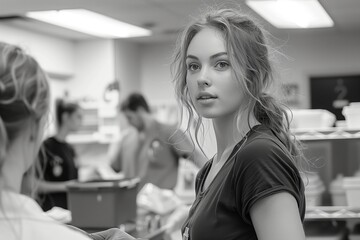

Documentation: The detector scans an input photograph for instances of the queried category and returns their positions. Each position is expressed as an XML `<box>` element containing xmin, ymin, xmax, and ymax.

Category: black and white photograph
<box><xmin>1</xmin><ymin>1</ymin><xmax>360</xmax><ymax>240</ymax></box>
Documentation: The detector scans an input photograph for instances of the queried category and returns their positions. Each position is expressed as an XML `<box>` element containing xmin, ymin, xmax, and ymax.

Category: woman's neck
<box><xmin>0</xmin><ymin>141</ymin><xmax>26</xmax><ymax>193</ymax></box>
<box><xmin>212</xmin><ymin>111</ymin><xmax>259</xmax><ymax>163</ymax></box>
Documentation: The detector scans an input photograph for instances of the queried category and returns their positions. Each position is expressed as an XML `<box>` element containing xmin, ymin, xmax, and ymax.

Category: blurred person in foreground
<box><xmin>0</xmin><ymin>41</ymin><xmax>135</xmax><ymax>240</ymax></box>
<box><xmin>36</xmin><ymin>99</ymin><xmax>82</xmax><ymax>211</ymax></box>
<box><xmin>109</xmin><ymin>92</ymin><xmax>207</xmax><ymax>190</ymax></box>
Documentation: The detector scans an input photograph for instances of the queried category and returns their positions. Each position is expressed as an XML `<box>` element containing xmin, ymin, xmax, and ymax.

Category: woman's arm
<box><xmin>121</xmin><ymin>129</ymin><xmax>152</xmax><ymax>179</ymax></box>
<box><xmin>108</xmin><ymin>139</ymin><xmax>123</xmax><ymax>172</ymax></box>
<box><xmin>250</xmin><ymin>192</ymin><xmax>305</xmax><ymax>240</ymax></box>
<box><xmin>36</xmin><ymin>179</ymin><xmax>75</xmax><ymax>193</ymax></box>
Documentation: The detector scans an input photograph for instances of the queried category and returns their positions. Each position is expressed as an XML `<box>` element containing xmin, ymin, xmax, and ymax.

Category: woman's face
<box><xmin>185</xmin><ymin>27</ymin><xmax>245</xmax><ymax>119</ymax></box>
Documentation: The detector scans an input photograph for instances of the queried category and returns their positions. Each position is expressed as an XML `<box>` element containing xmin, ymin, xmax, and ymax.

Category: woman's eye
<box><xmin>215</xmin><ymin>61</ymin><xmax>230</xmax><ymax>70</ymax></box>
<box><xmin>187</xmin><ymin>63</ymin><xmax>200</xmax><ymax>72</ymax></box>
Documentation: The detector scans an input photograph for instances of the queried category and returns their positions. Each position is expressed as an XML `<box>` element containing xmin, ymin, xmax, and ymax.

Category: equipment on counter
<box><xmin>67</xmin><ymin>178</ymin><xmax>139</xmax><ymax>229</ymax></box>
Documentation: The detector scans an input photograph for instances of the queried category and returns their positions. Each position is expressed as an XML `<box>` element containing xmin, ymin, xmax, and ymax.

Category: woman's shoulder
<box><xmin>19</xmin><ymin>222</ymin><xmax>91</xmax><ymax>240</ymax></box>
<box><xmin>244</xmin><ymin>126</ymin><xmax>289</xmax><ymax>154</ymax></box>
<box><xmin>233</xmin><ymin>129</ymin><xmax>294</xmax><ymax>169</ymax></box>
<box><xmin>0</xmin><ymin>191</ymin><xmax>90</xmax><ymax>240</ymax></box>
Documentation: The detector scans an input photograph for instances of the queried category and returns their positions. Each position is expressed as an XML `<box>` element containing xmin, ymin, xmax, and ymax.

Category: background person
<box><xmin>109</xmin><ymin>92</ymin><xmax>207</xmax><ymax>190</ymax></box>
<box><xmin>36</xmin><ymin>99</ymin><xmax>82</xmax><ymax>211</ymax></box>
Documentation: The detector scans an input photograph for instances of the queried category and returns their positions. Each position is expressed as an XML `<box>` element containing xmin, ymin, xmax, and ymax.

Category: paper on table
<box><xmin>46</xmin><ymin>206</ymin><xmax>72</xmax><ymax>224</ymax></box>
<box><xmin>95</xmin><ymin>165</ymin><xmax>125</xmax><ymax>180</ymax></box>
<box><xmin>78</xmin><ymin>165</ymin><xmax>124</xmax><ymax>182</ymax></box>
<box><xmin>137</xmin><ymin>183</ymin><xmax>183</xmax><ymax>215</ymax></box>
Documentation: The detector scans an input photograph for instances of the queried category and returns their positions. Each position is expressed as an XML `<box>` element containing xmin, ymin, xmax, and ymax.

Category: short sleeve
<box><xmin>233</xmin><ymin>139</ymin><xmax>303</xmax><ymax>224</ymax></box>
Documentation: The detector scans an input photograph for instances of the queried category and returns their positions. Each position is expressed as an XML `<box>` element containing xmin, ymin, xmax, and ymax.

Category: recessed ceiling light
<box><xmin>26</xmin><ymin>9</ymin><xmax>151</xmax><ymax>38</ymax></box>
<box><xmin>246</xmin><ymin>0</ymin><xmax>334</xmax><ymax>29</ymax></box>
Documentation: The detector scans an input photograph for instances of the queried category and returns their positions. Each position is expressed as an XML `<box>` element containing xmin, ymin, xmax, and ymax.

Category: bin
<box><xmin>349</xmin><ymin>223</ymin><xmax>360</xmax><ymax>240</ymax></box>
<box><xmin>343</xmin><ymin>105</ymin><xmax>360</xmax><ymax>128</ymax></box>
<box><xmin>305</xmin><ymin>221</ymin><xmax>347</xmax><ymax>240</ymax></box>
<box><xmin>302</xmin><ymin>173</ymin><xmax>325</xmax><ymax>207</ymax></box>
<box><xmin>329</xmin><ymin>175</ymin><xmax>347</xmax><ymax>206</ymax></box>
<box><xmin>67</xmin><ymin>178</ymin><xmax>139</xmax><ymax>229</ymax></box>
<box><xmin>343</xmin><ymin>177</ymin><xmax>360</xmax><ymax>207</ymax></box>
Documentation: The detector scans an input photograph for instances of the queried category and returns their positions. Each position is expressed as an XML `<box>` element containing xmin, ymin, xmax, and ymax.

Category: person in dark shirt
<box><xmin>37</xmin><ymin>99</ymin><xmax>82</xmax><ymax>211</ymax></box>
<box><xmin>170</xmin><ymin>7</ymin><xmax>306</xmax><ymax>240</ymax></box>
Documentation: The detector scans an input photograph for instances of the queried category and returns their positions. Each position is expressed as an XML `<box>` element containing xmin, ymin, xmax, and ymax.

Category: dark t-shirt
<box><xmin>37</xmin><ymin>137</ymin><xmax>78</xmax><ymax>211</ymax></box>
<box><xmin>181</xmin><ymin>125</ymin><xmax>305</xmax><ymax>240</ymax></box>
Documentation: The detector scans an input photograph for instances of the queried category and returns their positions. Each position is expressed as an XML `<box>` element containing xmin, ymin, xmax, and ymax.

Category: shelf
<box><xmin>293</xmin><ymin>128</ymin><xmax>360</xmax><ymax>141</ymax></box>
<box><xmin>306</xmin><ymin>206</ymin><xmax>360</xmax><ymax>220</ymax></box>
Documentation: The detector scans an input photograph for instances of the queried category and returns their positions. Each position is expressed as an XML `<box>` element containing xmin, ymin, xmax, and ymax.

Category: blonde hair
<box><xmin>172</xmin><ymin>8</ymin><xmax>305</xmax><ymax>168</ymax></box>
<box><xmin>0</xmin><ymin>42</ymin><xmax>50</xmax><ymax>169</ymax></box>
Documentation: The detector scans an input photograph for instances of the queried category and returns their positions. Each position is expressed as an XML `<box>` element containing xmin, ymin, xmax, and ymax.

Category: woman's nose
<box><xmin>197</xmin><ymin>66</ymin><xmax>211</xmax><ymax>87</ymax></box>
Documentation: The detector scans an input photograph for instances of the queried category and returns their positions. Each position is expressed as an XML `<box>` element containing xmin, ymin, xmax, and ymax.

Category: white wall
<box><xmin>0</xmin><ymin>23</ymin><xmax>75</xmax><ymax>76</ymax></box>
<box><xmin>279</xmin><ymin>31</ymin><xmax>360</xmax><ymax>108</ymax></box>
<box><xmin>71</xmin><ymin>39</ymin><xmax>116</xmax><ymax>101</ymax></box>
<box><xmin>0</xmin><ymin>24</ymin><xmax>119</xmax><ymax>136</ymax></box>
<box><xmin>114</xmin><ymin>39</ymin><xmax>141</xmax><ymax>101</ymax></box>
<box><xmin>139</xmin><ymin>32</ymin><xmax>360</xmax><ymax>109</ymax></box>
<box><xmin>139</xmin><ymin>42</ymin><xmax>177</xmax><ymax>105</ymax></box>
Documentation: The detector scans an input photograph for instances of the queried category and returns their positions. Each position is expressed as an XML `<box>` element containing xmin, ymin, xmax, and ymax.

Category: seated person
<box><xmin>36</xmin><ymin>99</ymin><xmax>82</xmax><ymax>211</ymax></box>
<box><xmin>109</xmin><ymin>93</ymin><xmax>207</xmax><ymax>190</ymax></box>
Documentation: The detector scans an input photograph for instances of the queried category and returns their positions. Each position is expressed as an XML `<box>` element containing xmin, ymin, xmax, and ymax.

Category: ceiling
<box><xmin>0</xmin><ymin>0</ymin><xmax>359</xmax><ymax>42</ymax></box>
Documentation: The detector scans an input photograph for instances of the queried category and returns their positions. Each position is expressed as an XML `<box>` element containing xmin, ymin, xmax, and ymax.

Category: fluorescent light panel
<box><xmin>246</xmin><ymin>0</ymin><xmax>334</xmax><ymax>28</ymax></box>
<box><xmin>26</xmin><ymin>9</ymin><xmax>151</xmax><ymax>38</ymax></box>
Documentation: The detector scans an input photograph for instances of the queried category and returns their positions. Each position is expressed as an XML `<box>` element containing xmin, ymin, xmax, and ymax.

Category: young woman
<box><xmin>171</xmin><ymin>8</ymin><xmax>306</xmax><ymax>240</ymax></box>
<box><xmin>0</xmin><ymin>42</ymin><xmax>134</xmax><ymax>240</ymax></box>
<box><xmin>36</xmin><ymin>99</ymin><xmax>82</xmax><ymax>211</ymax></box>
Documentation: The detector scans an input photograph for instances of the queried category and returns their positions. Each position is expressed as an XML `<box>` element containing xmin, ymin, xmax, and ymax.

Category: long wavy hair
<box><xmin>171</xmin><ymin>8</ymin><xmax>305</xmax><ymax>168</ymax></box>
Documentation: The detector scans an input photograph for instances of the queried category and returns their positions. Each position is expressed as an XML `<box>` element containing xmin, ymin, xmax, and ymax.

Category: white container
<box><xmin>329</xmin><ymin>175</ymin><xmax>347</xmax><ymax>206</ymax></box>
<box><xmin>288</xmin><ymin>109</ymin><xmax>336</xmax><ymax>130</ymax></box>
<box><xmin>343</xmin><ymin>177</ymin><xmax>360</xmax><ymax>207</ymax></box>
<box><xmin>302</xmin><ymin>173</ymin><xmax>325</xmax><ymax>207</ymax></box>
<box><xmin>305</xmin><ymin>185</ymin><xmax>325</xmax><ymax>207</ymax></box>
<box><xmin>349</xmin><ymin>102</ymin><xmax>360</xmax><ymax>108</ymax></box>
<box><xmin>343</xmin><ymin>106</ymin><xmax>360</xmax><ymax>128</ymax></box>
